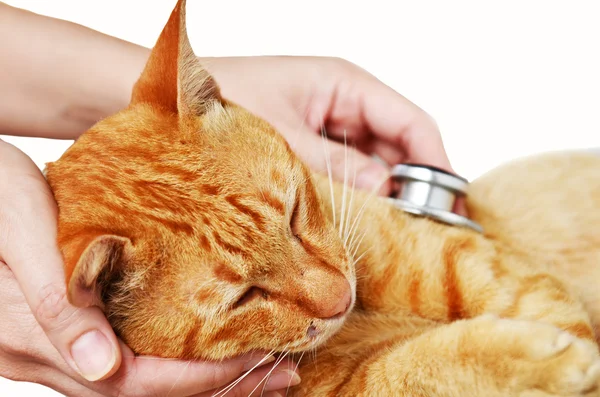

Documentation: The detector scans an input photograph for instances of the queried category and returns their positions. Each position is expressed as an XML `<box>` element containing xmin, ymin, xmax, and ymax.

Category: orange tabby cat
<box><xmin>44</xmin><ymin>1</ymin><xmax>600</xmax><ymax>395</ymax></box>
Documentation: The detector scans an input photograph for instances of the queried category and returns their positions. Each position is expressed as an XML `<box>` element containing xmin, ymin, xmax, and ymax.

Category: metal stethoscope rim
<box><xmin>388</xmin><ymin>163</ymin><xmax>484</xmax><ymax>234</ymax></box>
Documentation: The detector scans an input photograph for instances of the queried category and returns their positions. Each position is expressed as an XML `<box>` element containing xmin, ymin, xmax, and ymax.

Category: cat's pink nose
<box><xmin>296</xmin><ymin>267</ymin><xmax>353</xmax><ymax>319</ymax></box>
<box><xmin>318</xmin><ymin>279</ymin><xmax>352</xmax><ymax>319</ymax></box>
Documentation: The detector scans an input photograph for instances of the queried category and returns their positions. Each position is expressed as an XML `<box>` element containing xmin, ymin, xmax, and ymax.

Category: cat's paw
<box><xmin>473</xmin><ymin>315</ymin><xmax>600</xmax><ymax>395</ymax></box>
<box><xmin>536</xmin><ymin>332</ymin><xmax>600</xmax><ymax>396</ymax></box>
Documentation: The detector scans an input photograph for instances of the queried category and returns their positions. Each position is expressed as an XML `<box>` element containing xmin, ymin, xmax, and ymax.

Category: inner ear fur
<box><xmin>130</xmin><ymin>0</ymin><xmax>221</xmax><ymax>117</ymax></box>
<box><xmin>67</xmin><ymin>235</ymin><xmax>132</xmax><ymax>308</ymax></box>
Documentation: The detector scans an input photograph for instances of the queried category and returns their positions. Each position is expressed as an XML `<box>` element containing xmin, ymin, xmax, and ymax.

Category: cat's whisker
<box><xmin>288</xmin><ymin>104</ymin><xmax>310</xmax><ymax>154</ymax></box>
<box><xmin>345</xmin><ymin>197</ymin><xmax>375</xmax><ymax>252</ymax></box>
<box><xmin>211</xmin><ymin>375</ymin><xmax>247</xmax><ymax>397</ymax></box>
<box><xmin>210</xmin><ymin>372</ymin><xmax>246</xmax><ymax>397</ymax></box>
<box><xmin>350</xmin><ymin>223</ymin><xmax>368</xmax><ymax>252</ymax></box>
<box><xmin>258</xmin><ymin>351</ymin><xmax>291</xmax><ymax>397</ymax></box>
<box><xmin>166</xmin><ymin>360</ymin><xmax>191</xmax><ymax>397</ymax></box>
<box><xmin>345</xmin><ymin>174</ymin><xmax>392</xmax><ymax>255</ymax></box>
<box><xmin>131</xmin><ymin>357</ymin><xmax>195</xmax><ymax>387</ymax></box>
<box><xmin>346</xmin><ymin>209</ymin><xmax>368</xmax><ymax>258</ymax></box>
<box><xmin>350</xmin><ymin>230</ymin><xmax>368</xmax><ymax>262</ymax></box>
<box><xmin>311</xmin><ymin>345</ymin><xmax>319</xmax><ymax>374</ymax></box>
<box><xmin>286</xmin><ymin>90</ymin><xmax>318</xmax><ymax>164</ymax></box>
<box><xmin>352</xmin><ymin>246</ymin><xmax>371</xmax><ymax>268</ymax></box>
<box><xmin>284</xmin><ymin>351</ymin><xmax>305</xmax><ymax>397</ymax></box>
<box><xmin>268</xmin><ymin>133</ymin><xmax>276</xmax><ymax>171</ymax></box>
<box><xmin>343</xmin><ymin>143</ymin><xmax>358</xmax><ymax>246</ymax></box>
<box><xmin>320</xmin><ymin>123</ymin><xmax>336</xmax><ymax>227</ymax></box>
<box><xmin>250</xmin><ymin>344</ymin><xmax>292</xmax><ymax>397</ymax></box>
<box><xmin>210</xmin><ymin>350</ymin><xmax>276</xmax><ymax>397</ymax></box>
<box><xmin>338</xmin><ymin>130</ymin><xmax>349</xmax><ymax>240</ymax></box>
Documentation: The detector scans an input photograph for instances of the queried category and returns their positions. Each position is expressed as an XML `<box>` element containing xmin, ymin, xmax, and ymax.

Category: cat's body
<box><xmin>294</xmin><ymin>154</ymin><xmax>600</xmax><ymax>396</ymax></box>
<box><xmin>44</xmin><ymin>1</ymin><xmax>600</xmax><ymax>395</ymax></box>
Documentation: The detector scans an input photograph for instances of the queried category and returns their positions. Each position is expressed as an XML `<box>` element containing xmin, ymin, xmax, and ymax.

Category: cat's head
<box><xmin>44</xmin><ymin>0</ymin><xmax>355</xmax><ymax>360</ymax></box>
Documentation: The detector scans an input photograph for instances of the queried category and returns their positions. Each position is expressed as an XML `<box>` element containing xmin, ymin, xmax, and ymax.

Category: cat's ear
<box><xmin>130</xmin><ymin>0</ymin><xmax>221</xmax><ymax>116</ymax></box>
<box><xmin>65</xmin><ymin>234</ymin><xmax>132</xmax><ymax>308</ymax></box>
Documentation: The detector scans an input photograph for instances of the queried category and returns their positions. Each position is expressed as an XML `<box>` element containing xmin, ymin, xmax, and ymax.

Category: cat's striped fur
<box><xmin>45</xmin><ymin>1</ymin><xmax>600</xmax><ymax>395</ymax></box>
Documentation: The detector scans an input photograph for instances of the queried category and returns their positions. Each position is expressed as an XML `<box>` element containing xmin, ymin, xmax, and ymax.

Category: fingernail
<box><xmin>264</xmin><ymin>369</ymin><xmax>301</xmax><ymax>391</ymax></box>
<box><xmin>356</xmin><ymin>164</ymin><xmax>390</xmax><ymax>193</ymax></box>
<box><xmin>70</xmin><ymin>330</ymin><xmax>117</xmax><ymax>381</ymax></box>
<box><xmin>242</xmin><ymin>354</ymin><xmax>275</xmax><ymax>372</ymax></box>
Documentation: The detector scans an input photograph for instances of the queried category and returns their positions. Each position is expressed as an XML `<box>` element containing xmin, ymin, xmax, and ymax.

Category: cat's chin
<box><xmin>285</xmin><ymin>313</ymin><xmax>352</xmax><ymax>354</ymax></box>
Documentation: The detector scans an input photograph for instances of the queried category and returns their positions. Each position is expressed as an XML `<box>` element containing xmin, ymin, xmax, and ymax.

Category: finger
<box><xmin>8</xmin><ymin>308</ymin><xmax>278</xmax><ymax>397</ymax></box>
<box><xmin>363</xmin><ymin>139</ymin><xmax>406</xmax><ymax>166</ymax></box>
<box><xmin>285</xmin><ymin>126</ymin><xmax>393</xmax><ymax>196</ymax></box>
<box><xmin>357</xmin><ymin>77</ymin><xmax>455</xmax><ymax>173</ymax></box>
<box><xmin>0</xmin><ymin>143</ymin><xmax>122</xmax><ymax>383</ymax></box>
<box><xmin>193</xmin><ymin>357</ymin><xmax>300</xmax><ymax>397</ymax></box>
<box><xmin>106</xmin><ymin>344</ymin><xmax>289</xmax><ymax>397</ymax></box>
<box><xmin>39</xmin><ymin>366</ymin><xmax>106</xmax><ymax>397</ymax></box>
<box><xmin>399</xmin><ymin>120</ymin><xmax>454</xmax><ymax>172</ymax></box>
<box><xmin>453</xmin><ymin>196</ymin><xmax>469</xmax><ymax>217</ymax></box>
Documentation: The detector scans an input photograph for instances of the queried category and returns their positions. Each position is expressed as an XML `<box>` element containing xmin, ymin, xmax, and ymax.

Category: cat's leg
<box><xmin>467</xmin><ymin>151</ymin><xmax>600</xmax><ymax>343</ymax></box>
<box><xmin>335</xmin><ymin>315</ymin><xmax>600</xmax><ymax>397</ymax></box>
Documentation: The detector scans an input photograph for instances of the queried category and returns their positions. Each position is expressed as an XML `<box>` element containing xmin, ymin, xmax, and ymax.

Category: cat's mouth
<box><xmin>285</xmin><ymin>315</ymin><xmax>351</xmax><ymax>353</ymax></box>
<box><xmin>287</xmin><ymin>290</ymin><xmax>356</xmax><ymax>353</ymax></box>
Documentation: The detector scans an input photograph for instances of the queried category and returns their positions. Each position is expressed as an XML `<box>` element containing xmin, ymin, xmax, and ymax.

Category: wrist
<box><xmin>62</xmin><ymin>41</ymin><xmax>150</xmax><ymax>136</ymax></box>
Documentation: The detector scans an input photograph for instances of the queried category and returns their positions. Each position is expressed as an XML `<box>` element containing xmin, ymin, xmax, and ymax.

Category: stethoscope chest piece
<box><xmin>388</xmin><ymin>164</ymin><xmax>483</xmax><ymax>233</ymax></box>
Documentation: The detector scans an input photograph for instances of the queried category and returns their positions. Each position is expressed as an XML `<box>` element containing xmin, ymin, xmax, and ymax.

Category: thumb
<box><xmin>0</xmin><ymin>144</ymin><xmax>122</xmax><ymax>382</ymax></box>
<box><xmin>287</xmin><ymin>128</ymin><xmax>392</xmax><ymax>196</ymax></box>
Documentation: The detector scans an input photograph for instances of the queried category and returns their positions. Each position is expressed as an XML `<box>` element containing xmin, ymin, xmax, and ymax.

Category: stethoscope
<box><xmin>387</xmin><ymin>164</ymin><xmax>484</xmax><ymax>234</ymax></box>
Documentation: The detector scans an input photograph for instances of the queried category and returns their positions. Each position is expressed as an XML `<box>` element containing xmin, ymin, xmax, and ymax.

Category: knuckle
<box><xmin>2</xmin><ymin>364</ymin><xmax>52</xmax><ymax>386</ymax></box>
<box><xmin>325</xmin><ymin>55</ymin><xmax>346</xmax><ymax>65</ymax></box>
<box><xmin>237</xmin><ymin>384</ymin><xmax>258</xmax><ymax>397</ymax></box>
<box><xmin>404</xmin><ymin>111</ymin><xmax>441</xmax><ymax>141</ymax></box>
<box><xmin>326</xmin><ymin>56</ymin><xmax>352</xmax><ymax>68</ymax></box>
<box><xmin>224</xmin><ymin>385</ymin><xmax>245</xmax><ymax>397</ymax></box>
<box><xmin>328</xmin><ymin>148</ymin><xmax>365</xmax><ymax>176</ymax></box>
<box><xmin>0</xmin><ymin>260</ymin><xmax>13</xmax><ymax>279</ymax></box>
<box><xmin>213</xmin><ymin>383</ymin><xmax>244</xmax><ymax>397</ymax></box>
<box><xmin>317</xmin><ymin>56</ymin><xmax>357</xmax><ymax>78</ymax></box>
<box><xmin>0</xmin><ymin>334</ymin><xmax>24</xmax><ymax>359</ymax></box>
<box><xmin>327</xmin><ymin>56</ymin><xmax>365</xmax><ymax>76</ymax></box>
<box><xmin>0</xmin><ymin>362</ymin><xmax>27</xmax><ymax>382</ymax></box>
<box><xmin>207</xmin><ymin>364</ymin><xmax>231</xmax><ymax>390</ymax></box>
<box><xmin>0</xmin><ymin>321</ymin><xmax>41</xmax><ymax>361</ymax></box>
<box><xmin>421</xmin><ymin>111</ymin><xmax>441</xmax><ymax>133</ymax></box>
<box><xmin>329</xmin><ymin>148</ymin><xmax>347</xmax><ymax>167</ymax></box>
<box><xmin>0</xmin><ymin>348</ymin><xmax>48</xmax><ymax>384</ymax></box>
<box><xmin>35</xmin><ymin>283</ymin><xmax>77</xmax><ymax>331</ymax></box>
<box><xmin>109</xmin><ymin>366</ymin><xmax>136</xmax><ymax>397</ymax></box>
<box><xmin>135</xmin><ymin>384</ymin><xmax>161</xmax><ymax>397</ymax></box>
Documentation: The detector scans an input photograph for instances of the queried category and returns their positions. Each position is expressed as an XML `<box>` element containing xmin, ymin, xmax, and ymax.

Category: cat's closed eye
<box><xmin>233</xmin><ymin>286</ymin><xmax>269</xmax><ymax>309</ymax></box>
<box><xmin>290</xmin><ymin>199</ymin><xmax>303</xmax><ymax>243</ymax></box>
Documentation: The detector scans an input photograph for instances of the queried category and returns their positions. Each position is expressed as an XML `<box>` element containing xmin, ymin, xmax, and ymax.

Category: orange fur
<box><xmin>44</xmin><ymin>1</ymin><xmax>600</xmax><ymax>395</ymax></box>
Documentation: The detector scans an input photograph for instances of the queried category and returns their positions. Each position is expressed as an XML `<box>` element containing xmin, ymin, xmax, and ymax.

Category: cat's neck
<box><xmin>311</xmin><ymin>171</ymin><xmax>495</xmax><ymax>314</ymax></box>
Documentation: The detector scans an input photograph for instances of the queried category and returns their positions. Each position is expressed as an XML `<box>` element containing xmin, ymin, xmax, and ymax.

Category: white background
<box><xmin>1</xmin><ymin>1</ymin><xmax>599</xmax><ymax>395</ymax></box>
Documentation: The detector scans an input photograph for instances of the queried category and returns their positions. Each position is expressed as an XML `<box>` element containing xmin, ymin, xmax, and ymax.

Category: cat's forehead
<box><xmin>81</xmin><ymin>102</ymin><xmax>301</xmax><ymax>176</ymax></box>
<box><xmin>51</xmin><ymin>102</ymin><xmax>309</xmax><ymax>236</ymax></box>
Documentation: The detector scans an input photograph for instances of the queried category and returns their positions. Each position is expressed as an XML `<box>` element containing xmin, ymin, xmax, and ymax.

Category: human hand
<box><xmin>0</xmin><ymin>139</ymin><xmax>297</xmax><ymax>397</ymax></box>
<box><xmin>202</xmin><ymin>56</ymin><xmax>455</xmax><ymax>196</ymax></box>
